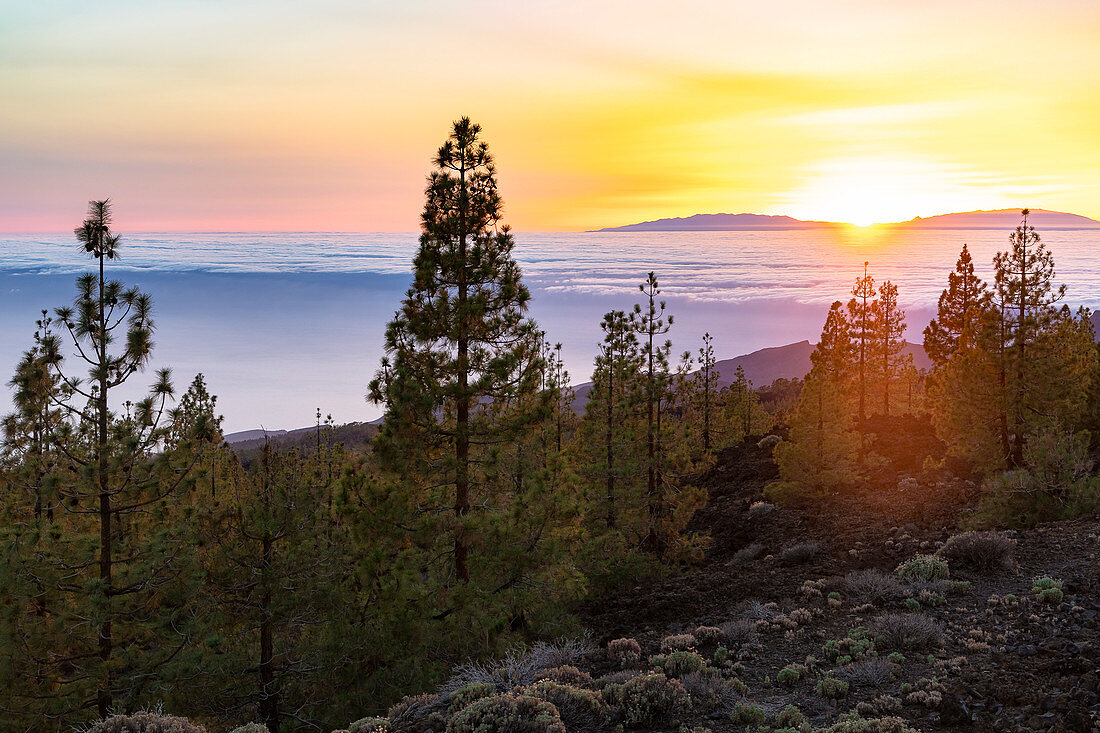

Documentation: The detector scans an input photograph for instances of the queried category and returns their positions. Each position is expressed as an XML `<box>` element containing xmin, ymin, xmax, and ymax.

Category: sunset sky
<box><xmin>2</xmin><ymin>0</ymin><xmax>1099</xmax><ymax>231</ymax></box>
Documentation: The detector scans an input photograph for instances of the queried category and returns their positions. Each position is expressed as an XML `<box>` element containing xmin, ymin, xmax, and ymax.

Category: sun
<box><xmin>779</xmin><ymin>156</ymin><xmax>997</xmax><ymax>226</ymax></box>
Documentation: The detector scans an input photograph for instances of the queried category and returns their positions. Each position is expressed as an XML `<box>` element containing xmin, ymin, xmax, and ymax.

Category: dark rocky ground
<box><xmin>579</xmin><ymin>439</ymin><xmax>1100</xmax><ymax>732</ymax></box>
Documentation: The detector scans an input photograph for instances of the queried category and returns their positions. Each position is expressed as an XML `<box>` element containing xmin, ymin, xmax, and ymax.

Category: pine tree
<box><xmin>923</xmin><ymin>244</ymin><xmax>988</xmax><ymax>367</ymax></box>
<box><xmin>848</xmin><ymin>262</ymin><xmax>876</xmax><ymax>423</ymax></box>
<box><xmin>872</xmin><ymin>280</ymin><xmax>906</xmax><ymax>415</ymax></box>
<box><xmin>0</xmin><ymin>201</ymin><xmax>216</xmax><ymax>721</ymax></box>
<box><xmin>368</xmin><ymin>118</ymin><xmax>544</xmax><ymax>586</ymax></box>
<box><xmin>630</xmin><ymin>272</ymin><xmax>674</xmax><ymax>552</ymax></box>
<box><xmin>693</xmin><ymin>333</ymin><xmax>718</xmax><ymax>453</ymax></box>
<box><xmin>810</xmin><ymin>301</ymin><xmax>854</xmax><ymax>386</ymax></box>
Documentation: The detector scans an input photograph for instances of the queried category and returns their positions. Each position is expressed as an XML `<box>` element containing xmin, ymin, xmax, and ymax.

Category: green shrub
<box><xmin>730</xmin><ymin>702</ymin><xmax>767</xmax><ymax>725</ymax></box>
<box><xmin>777</xmin><ymin>663</ymin><xmax>807</xmax><ymax>686</ymax></box>
<box><xmin>605</xmin><ymin>673</ymin><xmax>690</xmax><ymax>727</ymax></box>
<box><xmin>895</xmin><ymin>555</ymin><xmax>949</xmax><ymax>582</ymax></box>
<box><xmin>525</xmin><ymin>680</ymin><xmax>610</xmax><ymax>731</ymax></box>
<box><xmin>817</xmin><ymin>675</ymin><xmax>850</xmax><ymax>699</ymax></box>
<box><xmin>904</xmin><ymin>598</ymin><xmax>920</xmax><ymax>611</ymax></box>
<box><xmin>886</xmin><ymin>652</ymin><xmax>905</xmax><ymax>665</ymax></box>
<box><xmin>446</xmin><ymin>693</ymin><xmax>565</xmax><ymax>733</ymax></box>
<box><xmin>658</xmin><ymin>650</ymin><xmax>706</xmax><ymax>678</ymax></box>
<box><xmin>450</xmin><ymin>683</ymin><xmax>497</xmax><ymax>712</ymax></box>
<box><xmin>774</xmin><ymin>704</ymin><xmax>807</xmax><ymax>729</ymax></box>
<box><xmin>823</xmin><ymin>627</ymin><xmax>876</xmax><ymax>662</ymax></box>
<box><xmin>1031</xmin><ymin>576</ymin><xmax>1064</xmax><ymax>604</ymax></box>
<box><xmin>349</xmin><ymin>720</ymin><xmax>387</xmax><ymax>733</ymax></box>
<box><xmin>89</xmin><ymin>712</ymin><xmax>206</xmax><ymax>733</ymax></box>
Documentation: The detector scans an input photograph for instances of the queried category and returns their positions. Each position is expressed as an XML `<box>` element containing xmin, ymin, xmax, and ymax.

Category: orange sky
<box><xmin>2</xmin><ymin>1</ymin><xmax>1099</xmax><ymax>232</ymax></box>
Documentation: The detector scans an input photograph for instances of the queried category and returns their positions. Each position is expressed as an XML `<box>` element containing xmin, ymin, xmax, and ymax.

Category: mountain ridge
<box><xmin>593</xmin><ymin>208</ymin><xmax>1100</xmax><ymax>232</ymax></box>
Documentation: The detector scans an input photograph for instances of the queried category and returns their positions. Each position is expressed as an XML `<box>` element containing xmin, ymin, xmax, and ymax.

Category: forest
<box><xmin>2</xmin><ymin>119</ymin><xmax>1098</xmax><ymax>733</ymax></box>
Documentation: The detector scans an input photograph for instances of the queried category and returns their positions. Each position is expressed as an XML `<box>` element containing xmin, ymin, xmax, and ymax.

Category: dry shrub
<box><xmin>607</xmin><ymin>638</ymin><xmax>642</xmax><ymax>667</ymax></box>
<box><xmin>780</xmin><ymin>542</ymin><xmax>820</xmax><ymax>565</ymax></box>
<box><xmin>732</xmin><ymin>542</ymin><xmax>765</xmax><ymax>564</ymax></box>
<box><xmin>659</xmin><ymin>633</ymin><xmax>697</xmax><ymax>653</ymax></box>
<box><xmin>679</xmin><ymin>669</ymin><xmax>741</xmax><ymax>713</ymax></box>
<box><xmin>719</xmin><ymin>618</ymin><xmax>757</xmax><ymax>646</ymax></box>
<box><xmin>693</xmin><ymin>625</ymin><xmax>724</xmax><ymax>645</ymax></box>
<box><xmin>89</xmin><ymin>713</ymin><xmax>206</xmax><ymax>733</ymax></box>
<box><xmin>871</xmin><ymin>613</ymin><xmax>944</xmax><ymax>652</ymax></box>
<box><xmin>843</xmin><ymin>569</ymin><xmax>906</xmax><ymax>606</ymax></box>
<box><xmin>542</xmin><ymin>665</ymin><xmax>594</xmax><ymax>688</ymax></box>
<box><xmin>388</xmin><ymin>693</ymin><xmax>447</xmax><ymax>733</ymax></box>
<box><xmin>836</xmin><ymin>657</ymin><xmax>895</xmax><ymax>688</ymax></box>
<box><xmin>936</xmin><ymin>531</ymin><xmax>1015</xmax><ymax>572</ymax></box>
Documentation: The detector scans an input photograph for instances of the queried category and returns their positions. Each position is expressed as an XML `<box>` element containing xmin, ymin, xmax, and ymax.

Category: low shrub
<box><xmin>757</xmin><ymin>434</ymin><xmax>782</xmax><ymax>450</ymax></box>
<box><xmin>823</xmin><ymin>627</ymin><xmax>876</xmax><ymax>663</ymax></box>
<box><xmin>657</xmin><ymin>650</ymin><xmax>706</xmax><ymax>678</ymax></box>
<box><xmin>604</xmin><ymin>673</ymin><xmax>690</xmax><ymax>727</ymax></box>
<box><xmin>895</xmin><ymin>555</ymin><xmax>949</xmax><ymax>582</ymax></box>
<box><xmin>447</xmin><ymin>693</ymin><xmax>565</xmax><ymax>733</ymax></box>
<box><xmin>525</xmin><ymin>680</ymin><xmax>610</xmax><ymax>732</ymax></box>
<box><xmin>870</xmin><ymin>613</ymin><xmax>944</xmax><ymax>652</ymax></box>
<box><xmin>444</xmin><ymin>649</ymin><xmax>544</xmax><ymax>693</ymax></box>
<box><xmin>530</xmin><ymin>636</ymin><xmax>597</xmax><ymax>671</ymax></box>
<box><xmin>780</xmin><ymin>542</ymin><xmax>820</xmax><ymax>565</ymax></box>
<box><xmin>730</xmin><ymin>702</ymin><xmax>767</xmax><ymax>726</ymax></box>
<box><xmin>1031</xmin><ymin>576</ymin><xmax>1064</xmax><ymax>604</ymax></box>
<box><xmin>719</xmin><ymin>618</ymin><xmax>757</xmax><ymax>646</ymax></box>
<box><xmin>680</xmin><ymin>668</ymin><xmax>741</xmax><ymax>713</ymax></box>
<box><xmin>777</xmin><ymin>663</ymin><xmax>808</xmax><ymax>686</ymax></box>
<box><xmin>816</xmin><ymin>675</ymin><xmax>850</xmax><ymax>699</ymax></box>
<box><xmin>607</xmin><ymin>637</ymin><xmax>642</xmax><ymax>667</ymax></box>
<box><xmin>89</xmin><ymin>712</ymin><xmax>206</xmax><ymax>733</ymax></box>
<box><xmin>817</xmin><ymin>715</ymin><xmax>917</xmax><ymax>733</ymax></box>
<box><xmin>389</xmin><ymin>693</ymin><xmax>447</xmax><ymax>733</ymax></box>
<box><xmin>843</xmin><ymin>569</ymin><xmax>905</xmax><ymax>606</ymax></box>
<box><xmin>731</xmin><ymin>542</ymin><xmax>766</xmax><ymax>564</ymax></box>
<box><xmin>541</xmin><ymin>665</ymin><xmax>594</xmax><ymax>688</ymax></box>
<box><xmin>774</xmin><ymin>704</ymin><xmax>807</xmax><ymax>729</ymax></box>
<box><xmin>450</xmin><ymin>683</ymin><xmax>496</xmax><ymax>712</ymax></box>
<box><xmin>349</xmin><ymin>719</ymin><xmax>387</xmax><ymax>733</ymax></box>
<box><xmin>228</xmin><ymin>725</ymin><xmax>269</xmax><ymax>733</ymax></box>
<box><xmin>936</xmin><ymin>531</ymin><xmax>1015</xmax><ymax>572</ymax></box>
<box><xmin>660</xmin><ymin>633</ymin><xmax>698</xmax><ymax>653</ymax></box>
<box><xmin>836</xmin><ymin>657</ymin><xmax>895</xmax><ymax>688</ymax></box>
<box><xmin>693</xmin><ymin>625</ymin><xmax>724</xmax><ymax>645</ymax></box>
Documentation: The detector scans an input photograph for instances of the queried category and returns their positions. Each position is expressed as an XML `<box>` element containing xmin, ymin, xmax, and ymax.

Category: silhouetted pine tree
<box><xmin>848</xmin><ymin>262</ymin><xmax>876</xmax><ymax>424</ymax></box>
<box><xmin>923</xmin><ymin>244</ymin><xmax>988</xmax><ymax>367</ymax></box>
<box><xmin>872</xmin><ymin>280</ymin><xmax>906</xmax><ymax>415</ymax></box>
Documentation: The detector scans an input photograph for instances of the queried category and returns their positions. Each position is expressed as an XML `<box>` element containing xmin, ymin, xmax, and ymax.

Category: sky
<box><xmin>2</xmin><ymin>0</ymin><xmax>1099</xmax><ymax>231</ymax></box>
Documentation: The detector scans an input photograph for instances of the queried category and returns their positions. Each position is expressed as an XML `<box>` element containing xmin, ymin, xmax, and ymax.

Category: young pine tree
<box><xmin>848</xmin><ymin>262</ymin><xmax>876</xmax><ymax>423</ymax></box>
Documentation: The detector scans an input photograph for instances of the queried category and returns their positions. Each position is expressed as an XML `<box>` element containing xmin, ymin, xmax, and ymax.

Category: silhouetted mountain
<box><xmin>889</xmin><ymin>209</ymin><xmax>1100</xmax><ymax>230</ymax></box>
<box><xmin>592</xmin><ymin>213</ymin><xmax>834</xmax><ymax>232</ymax></box>
<box><xmin>225</xmin><ymin>423</ymin><xmax>377</xmax><ymax>462</ymax></box>
<box><xmin>569</xmin><ymin>339</ymin><xmax>932</xmax><ymax>413</ymax></box>
<box><xmin>594</xmin><ymin>208</ymin><xmax>1100</xmax><ymax>232</ymax></box>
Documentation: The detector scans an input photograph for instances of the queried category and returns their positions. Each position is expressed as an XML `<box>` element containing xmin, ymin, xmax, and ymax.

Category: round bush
<box><xmin>895</xmin><ymin>555</ymin><xmax>949</xmax><ymax>582</ymax></box>
<box><xmin>525</xmin><ymin>680</ymin><xmax>610</xmax><ymax>731</ymax></box>
<box><xmin>605</xmin><ymin>673</ymin><xmax>690</xmax><ymax>727</ymax></box>
<box><xmin>446</xmin><ymin>693</ymin><xmax>565</xmax><ymax>733</ymax></box>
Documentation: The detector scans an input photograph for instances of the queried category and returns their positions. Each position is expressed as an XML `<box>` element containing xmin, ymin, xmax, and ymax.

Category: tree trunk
<box><xmin>96</xmin><ymin>247</ymin><xmax>113</xmax><ymax>718</ymax></box>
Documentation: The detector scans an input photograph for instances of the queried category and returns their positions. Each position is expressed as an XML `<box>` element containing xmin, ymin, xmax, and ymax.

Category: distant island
<box><xmin>593</xmin><ymin>208</ymin><xmax>1100</xmax><ymax>232</ymax></box>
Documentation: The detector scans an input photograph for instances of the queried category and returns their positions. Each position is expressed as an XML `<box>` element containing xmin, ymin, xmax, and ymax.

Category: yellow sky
<box><xmin>1</xmin><ymin>0</ymin><xmax>1098</xmax><ymax>231</ymax></box>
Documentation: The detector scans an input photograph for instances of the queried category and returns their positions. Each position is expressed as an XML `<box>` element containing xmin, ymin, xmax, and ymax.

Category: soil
<box><xmin>578</xmin><ymin>437</ymin><xmax>1100</xmax><ymax>732</ymax></box>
